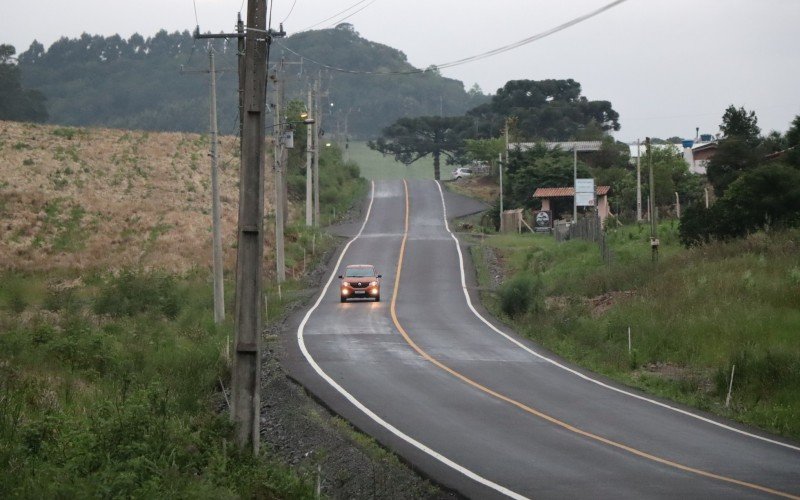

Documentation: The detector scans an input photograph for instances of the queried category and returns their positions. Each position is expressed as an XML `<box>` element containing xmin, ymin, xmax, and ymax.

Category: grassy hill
<box><xmin>0</xmin><ymin>120</ymin><xmax>247</xmax><ymax>273</ymax></box>
<box><xmin>0</xmin><ymin>120</ymin><xmax>375</xmax><ymax>498</ymax></box>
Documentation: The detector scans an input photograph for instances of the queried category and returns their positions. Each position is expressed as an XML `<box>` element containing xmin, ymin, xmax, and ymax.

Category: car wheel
<box><xmin>374</xmin><ymin>295</ymin><xmax>380</xmax><ymax>302</ymax></box>
<box><xmin>340</xmin><ymin>296</ymin><xmax>347</xmax><ymax>303</ymax></box>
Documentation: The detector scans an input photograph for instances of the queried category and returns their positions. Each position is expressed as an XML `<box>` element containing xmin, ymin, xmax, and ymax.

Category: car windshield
<box><xmin>345</xmin><ymin>267</ymin><xmax>375</xmax><ymax>278</ymax></box>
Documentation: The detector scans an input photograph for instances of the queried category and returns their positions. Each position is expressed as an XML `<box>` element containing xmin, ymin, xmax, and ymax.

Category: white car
<box><xmin>451</xmin><ymin>167</ymin><xmax>473</xmax><ymax>180</ymax></box>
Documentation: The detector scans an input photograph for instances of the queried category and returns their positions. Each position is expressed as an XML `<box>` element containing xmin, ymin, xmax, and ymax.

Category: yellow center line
<box><xmin>389</xmin><ymin>179</ymin><xmax>798</xmax><ymax>499</ymax></box>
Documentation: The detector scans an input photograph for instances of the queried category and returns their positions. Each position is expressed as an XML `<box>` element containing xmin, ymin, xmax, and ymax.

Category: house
<box><xmin>686</xmin><ymin>141</ymin><xmax>717</xmax><ymax>174</ymax></box>
<box><xmin>513</xmin><ymin>141</ymin><xmax>603</xmax><ymax>153</ymax></box>
<box><xmin>533</xmin><ymin>185</ymin><xmax>612</xmax><ymax>225</ymax></box>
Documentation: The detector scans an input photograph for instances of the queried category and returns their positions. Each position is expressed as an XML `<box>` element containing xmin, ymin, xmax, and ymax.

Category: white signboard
<box><xmin>575</xmin><ymin>178</ymin><xmax>594</xmax><ymax>193</ymax></box>
<box><xmin>575</xmin><ymin>178</ymin><xmax>595</xmax><ymax>207</ymax></box>
<box><xmin>576</xmin><ymin>192</ymin><xmax>595</xmax><ymax>207</ymax></box>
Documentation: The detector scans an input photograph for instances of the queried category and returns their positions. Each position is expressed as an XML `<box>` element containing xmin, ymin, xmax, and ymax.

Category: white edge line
<box><xmin>296</xmin><ymin>180</ymin><xmax>529</xmax><ymax>500</ymax></box>
<box><xmin>434</xmin><ymin>180</ymin><xmax>800</xmax><ymax>454</ymax></box>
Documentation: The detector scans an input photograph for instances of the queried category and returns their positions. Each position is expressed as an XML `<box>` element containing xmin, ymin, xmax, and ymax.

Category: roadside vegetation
<box><xmin>0</xmin><ymin>269</ymin><xmax>318</xmax><ymax>498</ymax></box>
<box><xmin>467</xmin><ymin>223</ymin><xmax>800</xmax><ymax>440</ymax></box>
<box><xmin>0</xmin><ymin>121</ymin><xmax>367</xmax><ymax>496</ymax></box>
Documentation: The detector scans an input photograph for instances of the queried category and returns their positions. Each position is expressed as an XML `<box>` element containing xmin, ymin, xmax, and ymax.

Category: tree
<box><xmin>466</xmin><ymin>79</ymin><xmax>620</xmax><ymax>141</ymax></box>
<box><xmin>0</xmin><ymin>44</ymin><xmax>48</xmax><ymax>122</ymax></box>
<box><xmin>720</xmin><ymin>105</ymin><xmax>760</xmax><ymax>143</ymax></box>
<box><xmin>464</xmin><ymin>137</ymin><xmax>504</xmax><ymax>165</ymax></box>
<box><xmin>679</xmin><ymin>164</ymin><xmax>800</xmax><ymax>246</ymax></box>
<box><xmin>786</xmin><ymin>115</ymin><xmax>800</xmax><ymax>167</ymax></box>
<box><xmin>707</xmin><ymin>105</ymin><xmax>762</xmax><ymax>195</ymax></box>
<box><xmin>368</xmin><ymin>116</ymin><xmax>471</xmax><ymax>180</ymax></box>
<box><xmin>506</xmin><ymin>144</ymin><xmax>591</xmax><ymax>212</ymax></box>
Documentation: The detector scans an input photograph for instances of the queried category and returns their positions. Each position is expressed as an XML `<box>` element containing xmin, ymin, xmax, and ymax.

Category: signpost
<box><xmin>575</xmin><ymin>178</ymin><xmax>595</xmax><ymax>207</ymax></box>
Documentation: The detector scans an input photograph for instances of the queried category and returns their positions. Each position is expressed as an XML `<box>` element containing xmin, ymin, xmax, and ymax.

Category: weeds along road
<box><xmin>285</xmin><ymin>179</ymin><xmax>800</xmax><ymax>499</ymax></box>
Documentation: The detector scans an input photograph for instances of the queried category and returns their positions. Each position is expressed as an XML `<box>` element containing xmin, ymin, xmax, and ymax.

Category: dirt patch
<box><xmin>633</xmin><ymin>362</ymin><xmax>716</xmax><ymax>395</ymax></box>
<box><xmin>446</xmin><ymin>176</ymin><xmax>498</xmax><ymax>204</ymax></box>
<box><xmin>587</xmin><ymin>290</ymin><xmax>636</xmax><ymax>317</ymax></box>
<box><xmin>480</xmin><ymin>242</ymin><xmax>506</xmax><ymax>290</ymax></box>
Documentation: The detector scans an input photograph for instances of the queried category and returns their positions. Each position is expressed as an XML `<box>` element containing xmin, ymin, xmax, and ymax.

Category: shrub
<box><xmin>679</xmin><ymin>164</ymin><xmax>800</xmax><ymax>246</ymax></box>
<box><xmin>497</xmin><ymin>272</ymin><xmax>543</xmax><ymax>318</ymax></box>
<box><xmin>93</xmin><ymin>269</ymin><xmax>180</xmax><ymax>319</ymax></box>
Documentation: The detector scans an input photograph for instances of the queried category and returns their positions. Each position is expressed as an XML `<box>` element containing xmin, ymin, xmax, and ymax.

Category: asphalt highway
<box><xmin>285</xmin><ymin>179</ymin><xmax>800</xmax><ymax>499</ymax></box>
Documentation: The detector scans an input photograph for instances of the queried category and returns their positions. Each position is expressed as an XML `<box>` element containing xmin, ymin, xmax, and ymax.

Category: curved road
<box><xmin>285</xmin><ymin>179</ymin><xmax>800</xmax><ymax>499</ymax></box>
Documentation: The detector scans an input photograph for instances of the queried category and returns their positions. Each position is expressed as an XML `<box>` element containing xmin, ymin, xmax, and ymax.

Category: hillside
<box><xmin>17</xmin><ymin>27</ymin><xmax>488</xmax><ymax>137</ymax></box>
<box><xmin>0</xmin><ymin>120</ymin><xmax>247</xmax><ymax>272</ymax></box>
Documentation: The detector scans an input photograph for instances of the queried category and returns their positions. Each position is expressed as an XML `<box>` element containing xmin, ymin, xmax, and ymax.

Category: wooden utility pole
<box><xmin>305</xmin><ymin>86</ymin><xmax>314</xmax><ymax>227</ymax></box>
<box><xmin>209</xmin><ymin>49</ymin><xmax>225</xmax><ymax>324</ymax></box>
<box><xmin>313</xmin><ymin>75</ymin><xmax>321</xmax><ymax>227</ymax></box>
<box><xmin>233</xmin><ymin>0</ymin><xmax>269</xmax><ymax>454</ymax></box>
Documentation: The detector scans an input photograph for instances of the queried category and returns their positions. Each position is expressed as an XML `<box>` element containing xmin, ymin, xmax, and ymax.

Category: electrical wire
<box><xmin>268</xmin><ymin>0</ymin><xmax>274</xmax><ymax>30</ymax></box>
<box><xmin>192</xmin><ymin>0</ymin><xmax>200</xmax><ymax>26</ymax></box>
<box><xmin>278</xmin><ymin>0</ymin><xmax>628</xmax><ymax>76</ymax></box>
<box><xmin>326</xmin><ymin>0</ymin><xmax>378</xmax><ymax>28</ymax></box>
<box><xmin>301</xmin><ymin>0</ymin><xmax>372</xmax><ymax>31</ymax></box>
<box><xmin>282</xmin><ymin>0</ymin><xmax>299</xmax><ymax>24</ymax></box>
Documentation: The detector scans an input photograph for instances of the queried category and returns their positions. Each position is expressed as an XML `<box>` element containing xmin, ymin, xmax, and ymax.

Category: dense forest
<box><xmin>17</xmin><ymin>25</ymin><xmax>487</xmax><ymax>137</ymax></box>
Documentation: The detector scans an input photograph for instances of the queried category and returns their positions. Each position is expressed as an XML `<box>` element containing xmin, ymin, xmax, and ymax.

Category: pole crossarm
<box><xmin>193</xmin><ymin>25</ymin><xmax>286</xmax><ymax>40</ymax></box>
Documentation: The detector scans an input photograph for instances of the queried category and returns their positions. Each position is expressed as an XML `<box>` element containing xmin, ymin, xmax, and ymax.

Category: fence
<box><xmin>554</xmin><ymin>216</ymin><xmax>612</xmax><ymax>264</ymax></box>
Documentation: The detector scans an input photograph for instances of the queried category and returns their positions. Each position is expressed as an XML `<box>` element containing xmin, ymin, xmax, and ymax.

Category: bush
<box><xmin>93</xmin><ymin>269</ymin><xmax>180</xmax><ymax>318</ymax></box>
<box><xmin>679</xmin><ymin>164</ymin><xmax>800</xmax><ymax>246</ymax></box>
<box><xmin>497</xmin><ymin>273</ymin><xmax>543</xmax><ymax>318</ymax></box>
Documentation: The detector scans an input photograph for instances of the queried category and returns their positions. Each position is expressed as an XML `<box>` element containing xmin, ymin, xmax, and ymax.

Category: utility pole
<box><xmin>313</xmin><ymin>75</ymin><xmax>321</xmax><ymax>227</ymax></box>
<box><xmin>209</xmin><ymin>49</ymin><xmax>225</xmax><ymax>324</ymax></box>
<box><xmin>636</xmin><ymin>138</ymin><xmax>642</xmax><ymax>221</ymax></box>
<box><xmin>573</xmin><ymin>144</ymin><xmax>578</xmax><ymax>222</ymax></box>
<box><xmin>232</xmin><ymin>0</ymin><xmax>279</xmax><ymax>455</ymax></box>
<box><xmin>498</xmin><ymin>153</ymin><xmax>504</xmax><ymax>231</ymax></box>
<box><xmin>182</xmin><ymin>46</ymin><xmax>226</xmax><ymax>324</ymax></box>
<box><xmin>647</xmin><ymin>137</ymin><xmax>658</xmax><ymax>262</ymax></box>
<box><xmin>273</xmin><ymin>70</ymin><xmax>286</xmax><ymax>283</ymax></box>
<box><xmin>305</xmin><ymin>86</ymin><xmax>314</xmax><ymax>227</ymax></box>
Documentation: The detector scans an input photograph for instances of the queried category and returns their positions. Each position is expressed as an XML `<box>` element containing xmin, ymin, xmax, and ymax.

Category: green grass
<box><xmin>0</xmin><ymin>269</ymin><xmax>316</xmax><ymax>498</ymax></box>
<box><xmin>0</xmin><ymin>139</ymin><xmax>367</xmax><ymax>498</ymax></box>
<box><xmin>348</xmin><ymin>141</ymin><xmax>446</xmax><ymax>180</ymax></box>
<box><xmin>469</xmin><ymin>223</ymin><xmax>800</xmax><ymax>439</ymax></box>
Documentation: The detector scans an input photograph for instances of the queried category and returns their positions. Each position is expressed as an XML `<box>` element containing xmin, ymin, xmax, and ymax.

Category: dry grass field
<box><xmin>0</xmin><ymin>120</ymin><xmax>274</xmax><ymax>273</ymax></box>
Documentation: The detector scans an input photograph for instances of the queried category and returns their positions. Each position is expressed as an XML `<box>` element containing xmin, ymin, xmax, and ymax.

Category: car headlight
<box><xmin>369</xmin><ymin>281</ymin><xmax>378</xmax><ymax>286</ymax></box>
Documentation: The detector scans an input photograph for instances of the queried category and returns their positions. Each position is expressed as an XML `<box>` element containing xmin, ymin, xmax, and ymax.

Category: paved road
<box><xmin>285</xmin><ymin>179</ymin><xmax>800</xmax><ymax>499</ymax></box>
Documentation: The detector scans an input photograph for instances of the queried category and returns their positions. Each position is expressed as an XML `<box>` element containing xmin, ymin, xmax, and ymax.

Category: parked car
<box><xmin>451</xmin><ymin>167</ymin><xmax>473</xmax><ymax>180</ymax></box>
<box><xmin>339</xmin><ymin>264</ymin><xmax>382</xmax><ymax>302</ymax></box>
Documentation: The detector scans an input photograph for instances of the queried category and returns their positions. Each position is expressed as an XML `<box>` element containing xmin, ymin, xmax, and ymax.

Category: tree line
<box><xmin>11</xmin><ymin>25</ymin><xmax>487</xmax><ymax>136</ymax></box>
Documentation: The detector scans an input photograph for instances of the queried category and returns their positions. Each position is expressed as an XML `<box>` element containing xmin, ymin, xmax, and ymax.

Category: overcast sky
<box><xmin>2</xmin><ymin>0</ymin><xmax>799</xmax><ymax>142</ymax></box>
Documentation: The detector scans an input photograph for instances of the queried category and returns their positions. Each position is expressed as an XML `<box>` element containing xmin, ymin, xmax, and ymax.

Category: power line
<box><xmin>327</xmin><ymin>0</ymin><xmax>379</xmax><ymax>28</ymax></box>
<box><xmin>277</xmin><ymin>0</ymin><xmax>628</xmax><ymax>76</ymax></box>
<box><xmin>281</xmin><ymin>0</ymin><xmax>298</xmax><ymax>24</ymax></box>
<box><xmin>301</xmin><ymin>0</ymin><xmax>372</xmax><ymax>31</ymax></box>
<box><xmin>192</xmin><ymin>0</ymin><xmax>200</xmax><ymax>26</ymax></box>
